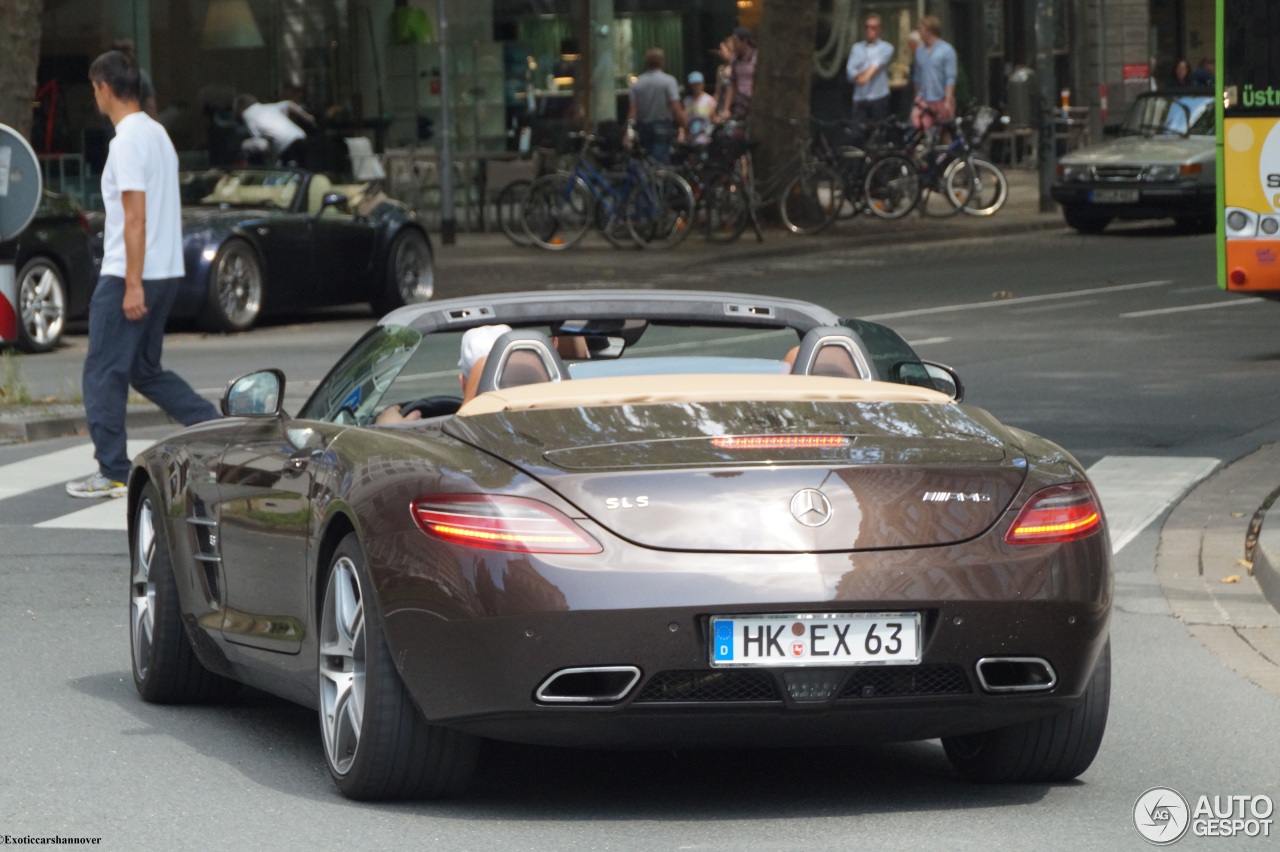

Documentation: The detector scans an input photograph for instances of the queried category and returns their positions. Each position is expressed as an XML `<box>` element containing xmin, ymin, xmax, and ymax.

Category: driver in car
<box><xmin>375</xmin><ymin>324</ymin><xmax>512</xmax><ymax>424</ymax></box>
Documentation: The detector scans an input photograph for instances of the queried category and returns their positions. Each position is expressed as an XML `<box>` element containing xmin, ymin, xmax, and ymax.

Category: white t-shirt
<box><xmin>100</xmin><ymin>111</ymin><xmax>184</xmax><ymax>280</ymax></box>
<box><xmin>242</xmin><ymin>101</ymin><xmax>306</xmax><ymax>152</ymax></box>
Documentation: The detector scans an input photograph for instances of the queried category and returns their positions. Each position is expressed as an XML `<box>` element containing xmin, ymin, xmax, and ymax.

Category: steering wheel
<box><xmin>398</xmin><ymin>395</ymin><xmax>463</xmax><ymax>419</ymax></box>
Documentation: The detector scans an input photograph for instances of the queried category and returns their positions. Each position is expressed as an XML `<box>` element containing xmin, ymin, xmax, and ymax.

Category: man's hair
<box><xmin>89</xmin><ymin>49</ymin><xmax>141</xmax><ymax>102</ymax></box>
<box><xmin>919</xmin><ymin>15</ymin><xmax>942</xmax><ymax>37</ymax></box>
<box><xmin>643</xmin><ymin>47</ymin><xmax>665</xmax><ymax>70</ymax></box>
<box><xmin>864</xmin><ymin>13</ymin><xmax>881</xmax><ymax>26</ymax></box>
<box><xmin>232</xmin><ymin>93</ymin><xmax>259</xmax><ymax>119</ymax></box>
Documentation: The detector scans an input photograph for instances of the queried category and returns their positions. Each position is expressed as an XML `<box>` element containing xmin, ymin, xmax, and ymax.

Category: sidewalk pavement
<box><xmin>1155</xmin><ymin>442</ymin><xmax>1280</xmax><ymax>695</ymax></box>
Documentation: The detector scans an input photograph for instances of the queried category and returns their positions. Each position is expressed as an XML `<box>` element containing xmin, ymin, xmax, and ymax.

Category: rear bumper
<box><xmin>1050</xmin><ymin>182</ymin><xmax>1213</xmax><ymax>219</ymax></box>
<box><xmin>386</xmin><ymin>597</ymin><xmax>1110</xmax><ymax>746</ymax></box>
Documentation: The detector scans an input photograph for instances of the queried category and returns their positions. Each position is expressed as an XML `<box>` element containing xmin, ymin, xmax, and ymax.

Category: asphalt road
<box><xmin>2</xmin><ymin>224</ymin><xmax>1278</xmax><ymax>851</ymax></box>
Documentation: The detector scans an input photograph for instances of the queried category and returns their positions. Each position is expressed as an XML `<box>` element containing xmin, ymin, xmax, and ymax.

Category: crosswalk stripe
<box><xmin>0</xmin><ymin>440</ymin><xmax>151</xmax><ymax>502</ymax></box>
<box><xmin>3</xmin><ymin>440</ymin><xmax>1220</xmax><ymax>544</ymax></box>
<box><xmin>1085</xmin><ymin>456</ymin><xmax>1219</xmax><ymax>554</ymax></box>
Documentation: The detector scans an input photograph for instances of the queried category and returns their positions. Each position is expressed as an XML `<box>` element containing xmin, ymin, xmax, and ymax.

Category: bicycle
<box><xmin>521</xmin><ymin>131</ymin><xmax>695</xmax><ymax>251</ymax></box>
<box><xmin>738</xmin><ymin>119</ymin><xmax>844</xmax><ymax>236</ymax></box>
<box><xmin>670</xmin><ymin>124</ymin><xmax>757</xmax><ymax>243</ymax></box>
<box><xmin>861</xmin><ymin>103</ymin><xmax>1008</xmax><ymax>219</ymax></box>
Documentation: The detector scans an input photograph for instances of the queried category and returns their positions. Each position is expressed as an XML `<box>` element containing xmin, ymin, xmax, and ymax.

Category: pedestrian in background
<box><xmin>846</xmin><ymin>13</ymin><xmax>894</xmax><ymax>145</ymax></box>
<box><xmin>910</xmin><ymin>15</ymin><xmax>957</xmax><ymax>131</ymax></box>
<box><xmin>720</xmin><ymin>26</ymin><xmax>758</xmax><ymax>122</ymax></box>
<box><xmin>1190</xmin><ymin>57</ymin><xmax>1215</xmax><ymax>87</ymax></box>
<box><xmin>627</xmin><ymin>47</ymin><xmax>686</xmax><ymax>163</ymax></box>
<box><xmin>1169</xmin><ymin>58</ymin><xmax>1192</xmax><ymax>88</ymax></box>
<box><xmin>233</xmin><ymin>92</ymin><xmax>315</xmax><ymax>166</ymax></box>
<box><xmin>683</xmin><ymin>71</ymin><xmax>717</xmax><ymax>145</ymax></box>
<box><xmin>714</xmin><ymin>39</ymin><xmax>734</xmax><ymax>116</ymax></box>
<box><xmin>68</xmin><ymin>49</ymin><xmax>220</xmax><ymax>498</ymax></box>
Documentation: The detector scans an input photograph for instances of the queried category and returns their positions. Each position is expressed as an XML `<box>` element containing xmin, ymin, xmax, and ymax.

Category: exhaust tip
<box><xmin>535</xmin><ymin>666</ymin><xmax>642</xmax><ymax>704</ymax></box>
<box><xmin>975</xmin><ymin>657</ymin><xmax>1057</xmax><ymax>693</ymax></box>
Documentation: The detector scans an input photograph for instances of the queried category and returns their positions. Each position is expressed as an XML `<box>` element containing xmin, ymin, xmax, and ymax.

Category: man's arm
<box><xmin>121</xmin><ymin>190</ymin><xmax>147</xmax><ymax>321</ymax></box>
<box><xmin>284</xmin><ymin>100</ymin><xmax>316</xmax><ymax>127</ymax></box>
<box><xmin>944</xmin><ymin>45</ymin><xmax>958</xmax><ymax>109</ymax></box>
<box><xmin>670</xmin><ymin>98</ymin><xmax>688</xmax><ymax>129</ymax></box>
<box><xmin>846</xmin><ymin>43</ymin><xmax>863</xmax><ymax>83</ymax></box>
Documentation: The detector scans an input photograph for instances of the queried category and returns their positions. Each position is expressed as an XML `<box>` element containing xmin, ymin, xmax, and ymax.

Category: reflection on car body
<box><xmin>125</xmin><ymin>289</ymin><xmax>1112</xmax><ymax>800</ymax></box>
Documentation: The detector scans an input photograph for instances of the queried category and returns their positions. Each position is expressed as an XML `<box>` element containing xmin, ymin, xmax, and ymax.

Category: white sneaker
<box><xmin>66</xmin><ymin>473</ymin><xmax>128</xmax><ymax>499</ymax></box>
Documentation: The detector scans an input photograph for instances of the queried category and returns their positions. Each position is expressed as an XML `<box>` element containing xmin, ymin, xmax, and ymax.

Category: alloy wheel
<box><xmin>131</xmin><ymin>498</ymin><xmax>157</xmax><ymax>679</ymax></box>
<box><xmin>320</xmin><ymin>556</ymin><xmax>367</xmax><ymax>776</ymax></box>
<box><xmin>19</xmin><ymin>261</ymin><xmax>65</xmax><ymax>348</ymax></box>
<box><xmin>215</xmin><ymin>244</ymin><xmax>263</xmax><ymax>328</ymax></box>
<box><xmin>394</xmin><ymin>235</ymin><xmax>435</xmax><ymax>303</ymax></box>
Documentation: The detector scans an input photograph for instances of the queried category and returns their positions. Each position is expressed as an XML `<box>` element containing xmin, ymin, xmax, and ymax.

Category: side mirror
<box><xmin>319</xmin><ymin>192</ymin><xmax>348</xmax><ymax>215</ymax></box>
<box><xmin>889</xmin><ymin>359</ymin><xmax>964</xmax><ymax>402</ymax></box>
<box><xmin>222</xmin><ymin>369</ymin><xmax>287</xmax><ymax>417</ymax></box>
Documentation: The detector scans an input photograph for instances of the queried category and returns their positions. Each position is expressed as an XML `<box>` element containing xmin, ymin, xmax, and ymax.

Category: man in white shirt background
<box><xmin>67</xmin><ymin>47</ymin><xmax>219</xmax><ymax>498</ymax></box>
<box><xmin>233</xmin><ymin>93</ymin><xmax>316</xmax><ymax>166</ymax></box>
<box><xmin>846</xmin><ymin>13</ymin><xmax>894</xmax><ymax>146</ymax></box>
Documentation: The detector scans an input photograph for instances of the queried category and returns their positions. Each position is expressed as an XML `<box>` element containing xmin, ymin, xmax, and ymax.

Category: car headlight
<box><xmin>1059</xmin><ymin>164</ymin><xmax>1089</xmax><ymax>182</ymax></box>
<box><xmin>1145</xmin><ymin>164</ymin><xmax>1179</xmax><ymax>182</ymax></box>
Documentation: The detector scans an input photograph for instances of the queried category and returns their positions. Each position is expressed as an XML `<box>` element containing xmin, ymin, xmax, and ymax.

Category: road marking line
<box><xmin>865</xmin><ymin>280</ymin><xmax>1173</xmax><ymax>320</ymax></box>
<box><xmin>1120</xmin><ymin>300</ymin><xmax>1255</xmax><ymax>318</ymax></box>
<box><xmin>36</xmin><ymin>498</ymin><xmax>131</xmax><ymax>531</ymax></box>
<box><xmin>906</xmin><ymin>336</ymin><xmax>952</xmax><ymax>347</ymax></box>
<box><xmin>1086</xmin><ymin>456</ymin><xmax>1219</xmax><ymax>554</ymax></box>
<box><xmin>0</xmin><ymin>440</ymin><xmax>151</xmax><ymax>501</ymax></box>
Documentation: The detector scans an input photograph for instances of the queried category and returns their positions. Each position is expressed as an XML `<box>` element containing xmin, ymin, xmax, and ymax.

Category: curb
<box><xmin>1251</xmin><ymin>489</ymin><xmax>1280</xmax><ymax>614</ymax></box>
<box><xmin>0</xmin><ymin>406</ymin><xmax>177</xmax><ymax>443</ymax></box>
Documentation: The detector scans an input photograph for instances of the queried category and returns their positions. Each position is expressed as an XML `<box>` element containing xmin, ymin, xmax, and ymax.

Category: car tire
<box><xmin>201</xmin><ymin>238</ymin><xmax>264</xmax><ymax>333</ymax></box>
<box><xmin>943</xmin><ymin>639</ymin><xmax>1111</xmax><ymax>783</ymax></box>
<box><xmin>1062</xmin><ymin>205</ymin><xmax>1111</xmax><ymax>234</ymax></box>
<box><xmin>371</xmin><ymin>229</ymin><xmax>435</xmax><ymax>316</ymax></box>
<box><xmin>319</xmin><ymin>532</ymin><xmax>478</xmax><ymax>800</ymax></box>
<box><xmin>15</xmin><ymin>256</ymin><xmax>67</xmax><ymax>353</ymax></box>
<box><xmin>131</xmin><ymin>482</ymin><xmax>232</xmax><ymax>704</ymax></box>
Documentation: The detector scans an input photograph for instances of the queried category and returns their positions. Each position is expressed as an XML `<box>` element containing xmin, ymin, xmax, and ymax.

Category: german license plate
<box><xmin>709</xmin><ymin>612</ymin><xmax>921</xmax><ymax>667</ymax></box>
<box><xmin>1090</xmin><ymin>188</ymin><xmax>1140</xmax><ymax>203</ymax></box>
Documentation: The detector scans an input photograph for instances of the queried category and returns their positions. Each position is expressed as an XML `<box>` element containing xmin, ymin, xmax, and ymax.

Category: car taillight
<box><xmin>1005</xmin><ymin>483</ymin><xmax>1103</xmax><ymax>545</ymax></box>
<box><xmin>711</xmin><ymin>435</ymin><xmax>849</xmax><ymax>450</ymax></box>
<box><xmin>78</xmin><ymin>211</ymin><xmax>90</xmax><ymax>233</ymax></box>
<box><xmin>412</xmin><ymin>494</ymin><xmax>601</xmax><ymax>554</ymax></box>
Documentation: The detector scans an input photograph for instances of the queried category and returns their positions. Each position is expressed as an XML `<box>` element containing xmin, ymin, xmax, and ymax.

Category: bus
<box><xmin>1219</xmin><ymin>0</ymin><xmax>1280</xmax><ymax>300</ymax></box>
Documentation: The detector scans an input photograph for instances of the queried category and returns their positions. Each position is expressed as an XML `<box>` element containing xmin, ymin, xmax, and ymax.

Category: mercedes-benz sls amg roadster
<box><xmin>126</xmin><ymin>290</ymin><xmax>1111</xmax><ymax>800</ymax></box>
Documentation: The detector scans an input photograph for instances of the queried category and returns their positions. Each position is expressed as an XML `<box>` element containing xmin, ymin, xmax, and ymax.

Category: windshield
<box><xmin>195</xmin><ymin>170</ymin><xmax>301</xmax><ymax>209</ymax></box>
<box><xmin>1120</xmin><ymin>95</ymin><xmax>1214</xmax><ymax>137</ymax></box>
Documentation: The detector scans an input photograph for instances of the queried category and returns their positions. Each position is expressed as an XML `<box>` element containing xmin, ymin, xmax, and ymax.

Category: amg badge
<box><xmin>921</xmin><ymin>492</ymin><xmax>991</xmax><ymax>503</ymax></box>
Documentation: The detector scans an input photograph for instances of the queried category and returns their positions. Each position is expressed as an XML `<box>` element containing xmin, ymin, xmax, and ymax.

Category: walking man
<box><xmin>627</xmin><ymin>47</ymin><xmax>687</xmax><ymax>164</ymax></box>
<box><xmin>910</xmin><ymin>15</ymin><xmax>958</xmax><ymax>131</ymax></box>
<box><xmin>67</xmin><ymin>48</ymin><xmax>220</xmax><ymax>498</ymax></box>
<box><xmin>846</xmin><ymin>13</ymin><xmax>894</xmax><ymax>145</ymax></box>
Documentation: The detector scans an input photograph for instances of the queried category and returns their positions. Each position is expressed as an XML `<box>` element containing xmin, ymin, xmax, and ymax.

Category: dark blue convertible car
<box><xmin>173</xmin><ymin>168</ymin><xmax>435</xmax><ymax>331</ymax></box>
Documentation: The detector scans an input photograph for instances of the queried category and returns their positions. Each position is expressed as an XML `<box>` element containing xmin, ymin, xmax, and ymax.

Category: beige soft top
<box><xmin>457</xmin><ymin>373</ymin><xmax>952</xmax><ymax>416</ymax></box>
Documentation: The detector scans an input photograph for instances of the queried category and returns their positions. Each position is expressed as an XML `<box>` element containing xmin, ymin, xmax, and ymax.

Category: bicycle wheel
<box><xmin>522</xmin><ymin>173</ymin><xmax>593</xmax><ymax>250</ymax></box>
<box><xmin>863</xmin><ymin>155</ymin><xmax>920</xmax><ymax>220</ymax></box>
<box><xmin>595</xmin><ymin>171</ymin><xmax>637</xmax><ymax>249</ymax></box>
<box><xmin>835</xmin><ymin>151</ymin><xmax>869</xmax><ymax>219</ymax></box>
<box><xmin>780</xmin><ymin>163</ymin><xmax>841</xmax><ymax>235</ymax></box>
<box><xmin>702</xmin><ymin>170</ymin><xmax>750</xmax><ymax>242</ymax></box>
<box><xmin>496</xmin><ymin>179</ymin><xmax>536</xmax><ymax>246</ymax></box>
<box><xmin>918</xmin><ymin>155</ymin><xmax>970</xmax><ymax>217</ymax></box>
<box><xmin>947</xmin><ymin>156</ymin><xmax>1008</xmax><ymax>217</ymax></box>
<box><xmin>625</xmin><ymin>169</ymin><xmax>696</xmax><ymax>250</ymax></box>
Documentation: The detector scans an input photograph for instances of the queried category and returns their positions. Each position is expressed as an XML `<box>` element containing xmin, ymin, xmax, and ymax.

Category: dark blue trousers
<box><xmin>83</xmin><ymin>276</ymin><xmax>220</xmax><ymax>481</ymax></box>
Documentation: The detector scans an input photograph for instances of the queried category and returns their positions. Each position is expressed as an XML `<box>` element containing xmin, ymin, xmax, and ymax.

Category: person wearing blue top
<box><xmin>846</xmin><ymin>13</ymin><xmax>895</xmax><ymax>145</ymax></box>
<box><xmin>911</xmin><ymin>15</ymin><xmax>958</xmax><ymax>131</ymax></box>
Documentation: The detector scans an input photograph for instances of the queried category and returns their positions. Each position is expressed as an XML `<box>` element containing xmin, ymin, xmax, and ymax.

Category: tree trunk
<box><xmin>750</xmin><ymin>0</ymin><xmax>819</xmax><ymax>187</ymax></box>
<box><xmin>0</xmin><ymin>0</ymin><xmax>43</xmax><ymax>139</ymax></box>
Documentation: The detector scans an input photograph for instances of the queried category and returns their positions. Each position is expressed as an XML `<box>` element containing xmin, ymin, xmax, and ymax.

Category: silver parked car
<box><xmin>1051</xmin><ymin>90</ymin><xmax>1215</xmax><ymax>234</ymax></box>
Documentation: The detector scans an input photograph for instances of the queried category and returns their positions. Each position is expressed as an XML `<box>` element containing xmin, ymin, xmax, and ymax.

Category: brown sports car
<box><xmin>126</xmin><ymin>289</ymin><xmax>1112</xmax><ymax>800</ymax></box>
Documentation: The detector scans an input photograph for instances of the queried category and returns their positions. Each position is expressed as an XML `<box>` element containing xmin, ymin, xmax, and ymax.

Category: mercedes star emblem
<box><xmin>790</xmin><ymin>489</ymin><xmax>832</xmax><ymax>527</ymax></box>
